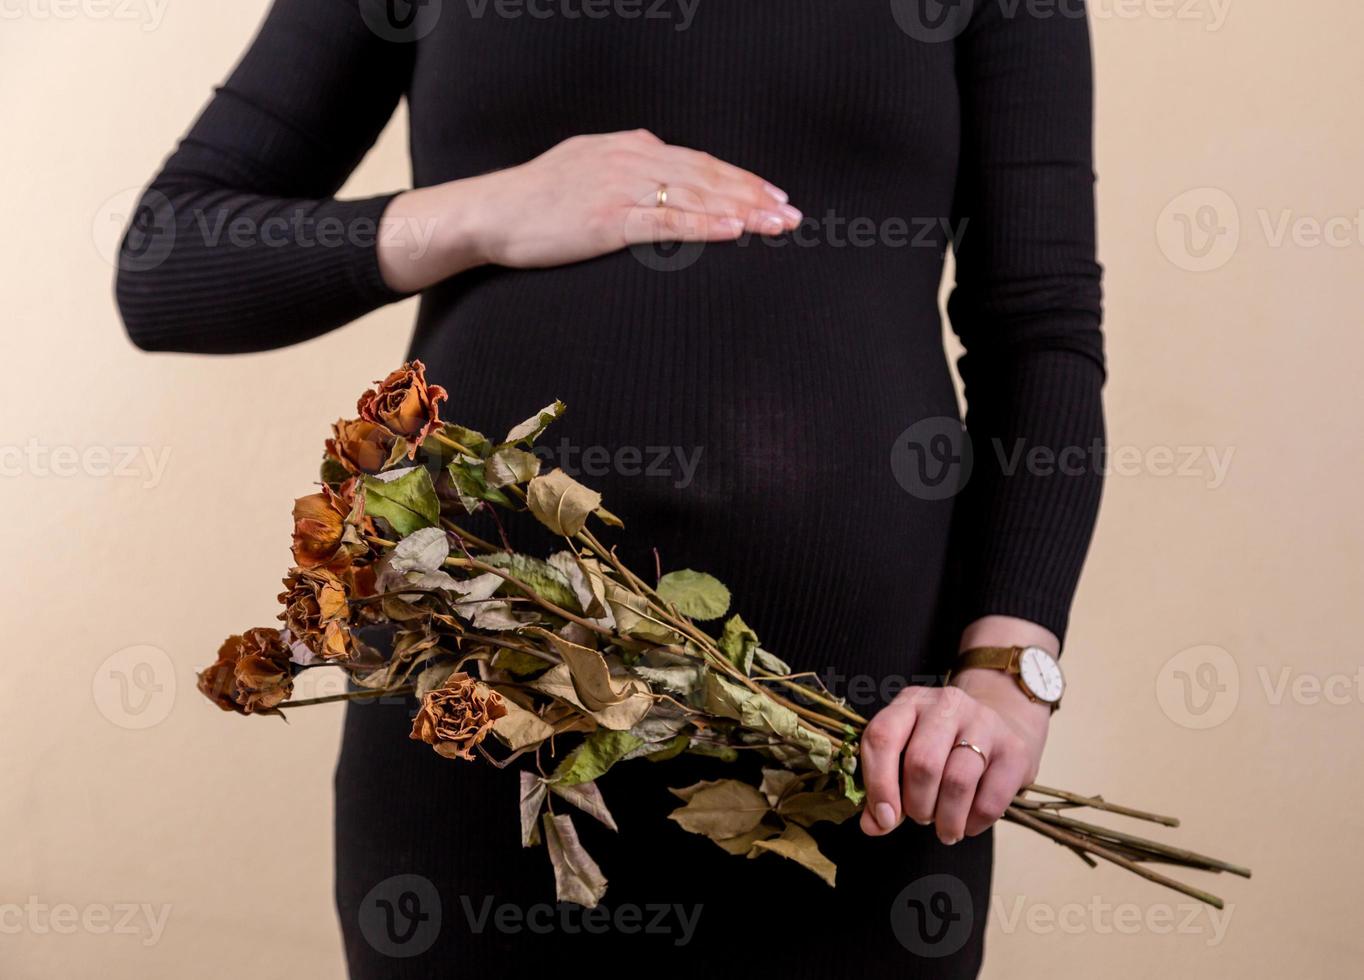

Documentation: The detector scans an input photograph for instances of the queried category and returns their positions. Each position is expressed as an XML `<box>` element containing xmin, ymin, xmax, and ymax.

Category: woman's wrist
<box><xmin>951</xmin><ymin>615</ymin><xmax>1058</xmax><ymax>728</ymax></box>
<box><xmin>377</xmin><ymin>176</ymin><xmax>497</xmax><ymax>293</ymax></box>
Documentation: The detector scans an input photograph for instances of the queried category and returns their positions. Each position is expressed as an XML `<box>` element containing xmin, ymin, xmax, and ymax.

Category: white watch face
<box><xmin>1018</xmin><ymin>646</ymin><xmax>1065</xmax><ymax>703</ymax></box>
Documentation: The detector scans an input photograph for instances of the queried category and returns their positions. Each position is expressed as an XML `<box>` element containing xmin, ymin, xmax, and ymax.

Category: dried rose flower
<box><xmin>198</xmin><ymin>627</ymin><xmax>294</xmax><ymax>715</ymax></box>
<box><xmin>326</xmin><ymin>418</ymin><xmax>395</xmax><ymax>475</ymax></box>
<box><xmin>278</xmin><ymin>565</ymin><xmax>375</xmax><ymax>661</ymax></box>
<box><xmin>291</xmin><ymin>486</ymin><xmax>357</xmax><ymax>569</ymax></box>
<box><xmin>409</xmin><ymin>672</ymin><xmax>508</xmax><ymax>761</ymax></box>
<box><xmin>357</xmin><ymin>360</ymin><xmax>448</xmax><ymax>452</ymax></box>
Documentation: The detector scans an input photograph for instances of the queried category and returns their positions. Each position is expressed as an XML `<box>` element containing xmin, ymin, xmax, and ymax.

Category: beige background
<box><xmin>3</xmin><ymin>1</ymin><xmax>1361</xmax><ymax>976</ymax></box>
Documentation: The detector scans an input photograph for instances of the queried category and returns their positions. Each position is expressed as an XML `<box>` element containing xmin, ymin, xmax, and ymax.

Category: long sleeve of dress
<box><xmin>114</xmin><ymin>0</ymin><xmax>412</xmax><ymax>354</ymax></box>
<box><xmin>946</xmin><ymin>3</ymin><xmax>1107</xmax><ymax>644</ymax></box>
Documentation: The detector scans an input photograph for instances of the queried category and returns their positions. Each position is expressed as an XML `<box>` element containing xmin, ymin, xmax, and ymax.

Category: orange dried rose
<box><xmin>409</xmin><ymin>672</ymin><xmax>508</xmax><ymax>761</ymax></box>
<box><xmin>357</xmin><ymin>360</ymin><xmax>448</xmax><ymax>452</ymax></box>
<box><xmin>198</xmin><ymin>627</ymin><xmax>294</xmax><ymax>715</ymax></box>
<box><xmin>326</xmin><ymin>418</ymin><xmax>395</xmax><ymax>475</ymax></box>
<box><xmin>279</xmin><ymin>566</ymin><xmax>356</xmax><ymax>661</ymax></box>
<box><xmin>291</xmin><ymin>486</ymin><xmax>351</xmax><ymax>569</ymax></box>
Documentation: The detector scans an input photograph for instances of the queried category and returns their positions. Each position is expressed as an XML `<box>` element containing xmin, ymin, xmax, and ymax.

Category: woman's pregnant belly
<box><xmin>408</xmin><ymin>238</ymin><xmax>962</xmax><ymax>689</ymax></box>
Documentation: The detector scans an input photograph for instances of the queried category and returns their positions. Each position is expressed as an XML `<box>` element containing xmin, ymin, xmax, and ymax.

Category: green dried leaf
<box><xmin>436</xmin><ymin>423</ymin><xmax>491</xmax><ymax>458</ymax></box>
<box><xmin>481</xmin><ymin>553</ymin><xmax>580</xmax><ymax>612</ymax></box>
<box><xmin>492</xmin><ymin>648</ymin><xmax>553</xmax><ymax>677</ymax></box>
<box><xmin>718</xmin><ymin>615</ymin><xmax>759</xmax><ymax>674</ymax></box>
<box><xmin>446</xmin><ymin>457</ymin><xmax>513</xmax><ymax>514</ymax></box>
<box><xmin>550</xmin><ymin>729</ymin><xmax>645</xmax><ymax>787</ymax></box>
<box><xmin>362</xmin><ymin>467</ymin><xmax>440</xmax><ymax>536</ymax></box>
<box><xmin>656</xmin><ymin>569</ymin><xmax>731</xmax><ymax>621</ymax></box>
<box><xmin>705</xmin><ymin>675</ymin><xmax>834</xmax><ymax>772</ymax></box>
<box><xmin>320</xmin><ymin>455</ymin><xmax>350</xmax><ymax>486</ymax></box>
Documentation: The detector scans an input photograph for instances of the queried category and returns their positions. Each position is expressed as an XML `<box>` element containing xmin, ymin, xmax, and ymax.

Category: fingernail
<box><xmin>914</xmin><ymin>817</ymin><xmax>932</xmax><ymax>827</ymax></box>
<box><xmin>874</xmin><ymin>802</ymin><xmax>897</xmax><ymax>830</ymax></box>
<box><xmin>718</xmin><ymin>217</ymin><xmax>744</xmax><ymax>232</ymax></box>
<box><xmin>778</xmin><ymin>204</ymin><xmax>803</xmax><ymax>224</ymax></box>
<box><xmin>943</xmin><ymin>836</ymin><xmax>961</xmax><ymax>846</ymax></box>
<box><xmin>758</xmin><ymin>213</ymin><xmax>786</xmax><ymax>233</ymax></box>
<box><xmin>763</xmin><ymin>182</ymin><xmax>788</xmax><ymax>203</ymax></box>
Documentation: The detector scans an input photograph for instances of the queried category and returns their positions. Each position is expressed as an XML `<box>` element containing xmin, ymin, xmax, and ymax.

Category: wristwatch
<box><xmin>951</xmin><ymin>646</ymin><xmax>1065</xmax><ymax>711</ymax></box>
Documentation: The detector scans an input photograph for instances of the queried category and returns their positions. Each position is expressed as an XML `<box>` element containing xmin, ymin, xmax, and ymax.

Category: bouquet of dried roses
<box><xmin>200</xmin><ymin>362</ymin><xmax>1250</xmax><ymax>909</ymax></box>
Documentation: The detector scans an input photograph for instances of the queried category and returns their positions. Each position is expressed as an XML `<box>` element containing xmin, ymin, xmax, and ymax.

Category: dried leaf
<box><xmin>550</xmin><ymin>729</ymin><xmax>645</xmax><ymax>787</ymax></box>
<box><xmin>548</xmin><ymin>779</ymin><xmax>619</xmax><ymax>832</ymax></box>
<box><xmin>503</xmin><ymin>401</ymin><xmax>565</xmax><ymax>445</ymax></box>
<box><xmin>362</xmin><ymin>467</ymin><xmax>440</xmax><ymax>535</ymax></box>
<box><xmin>485</xmin><ymin>446</ymin><xmax>541</xmax><ymax>488</ymax></box>
<box><xmin>667</xmin><ymin>779</ymin><xmax>771</xmax><ymax>839</ymax></box>
<box><xmin>705</xmin><ymin>674</ymin><xmax>834</xmax><ymax>772</ymax></box>
<box><xmin>759</xmin><ymin>768</ymin><xmax>802</xmax><ymax>806</ymax></box>
<box><xmin>656</xmin><ymin>569</ymin><xmax>731</xmax><ymax>621</ymax></box>
<box><xmin>776</xmin><ymin>791</ymin><xmax>861</xmax><ymax>828</ymax></box>
<box><xmin>520</xmin><ymin>771</ymin><xmax>548</xmax><ymax>847</ymax></box>
<box><xmin>718</xmin><ymin>614</ymin><xmax>759</xmax><ymax>674</ymax></box>
<box><xmin>531</xmin><ymin>628</ymin><xmax>632</xmax><ymax>711</ymax></box>
<box><xmin>482</xmin><ymin>553</ymin><xmax>580</xmax><ymax>612</ymax></box>
<box><xmin>492</xmin><ymin>699</ymin><xmax>556</xmax><ymax>751</ymax></box>
<box><xmin>388</xmin><ymin>526</ymin><xmax>450</xmax><ymax>574</ymax></box>
<box><xmin>526</xmin><ymin>470</ymin><xmax>601</xmax><ymax>537</ymax></box>
<box><xmin>542</xmin><ymin>812</ymin><xmax>608</xmax><ymax>908</ymax></box>
<box><xmin>749</xmin><ymin>823</ymin><xmax>838</xmax><ymax>887</ymax></box>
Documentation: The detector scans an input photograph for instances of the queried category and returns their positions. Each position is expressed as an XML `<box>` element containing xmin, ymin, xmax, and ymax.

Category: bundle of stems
<box><xmin>206</xmin><ymin>362</ymin><xmax>1251</xmax><ymax>909</ymax></box>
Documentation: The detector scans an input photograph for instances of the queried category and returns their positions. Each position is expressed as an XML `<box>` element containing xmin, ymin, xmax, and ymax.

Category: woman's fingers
<box><xmin>621</xmin><ymin>203</ymin><xmax>745</xmax><ymax>244</ymax></box>
<box><xmin>933</xmin><ymin>734</ymin><xmax>992</xmax><ymax>845</ymax></box>
<box><xmin>900</xmin><ymin>687</ymin><xmax>973</xmax><ymax>827</ymax></box>
<box><xmin>964</xmin><ymin>737</ymin><xmax>1029</xmax><ymax>838</ymax></box>
<box><xmin>858</xmin><ymin>695</ymin><xmax>919</xmax><ymax>837</ymax></box>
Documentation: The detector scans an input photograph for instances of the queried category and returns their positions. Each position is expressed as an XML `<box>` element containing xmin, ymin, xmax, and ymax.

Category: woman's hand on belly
<box><xmin>858</xmin><ymin>618</ymin><xmax>1055</xmax><ymax>846</ymax></box>
<box><xmin>377</xmin><ymin>128</ymin><xmax>801</xmax><ymax>292</ymax></box>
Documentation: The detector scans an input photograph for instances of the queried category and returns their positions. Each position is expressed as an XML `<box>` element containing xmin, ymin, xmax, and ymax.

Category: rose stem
<box><xmin>1004</xmin><ymin>806</ymin><xmax>1227</xmax><ymax>909</ymax></box>
<box><xmin>1023</xmin><ymin>784</ymin><xmax>1181</xmax><ymax>827</ymax></box>
<box><xmin>440</xmin><ymin>518</ymin><xmax>499</xmax><ymax>554</ymax></box>
<box><xmin>1026</xmin><ymin>810</ymin><xmax>1252</xmax><ymax>878</ymax></box>
<box><xmin>278</xmin><ymin>685</ymin><xmax>415</xmax><ymax>710</ymax></box>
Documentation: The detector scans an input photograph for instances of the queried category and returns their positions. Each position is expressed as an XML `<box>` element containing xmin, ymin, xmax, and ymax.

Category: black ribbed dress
<box><xmin>116</xmin><ymin>1</ymin><xmax>1105</xmax><ymax>975</ymax></box>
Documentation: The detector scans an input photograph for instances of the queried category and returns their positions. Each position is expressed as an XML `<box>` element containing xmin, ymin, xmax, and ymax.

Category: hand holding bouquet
<box><xmin>201</xmin><ymin>363</ymin><xmax>1250</xmax><ymax>909</ymax></box>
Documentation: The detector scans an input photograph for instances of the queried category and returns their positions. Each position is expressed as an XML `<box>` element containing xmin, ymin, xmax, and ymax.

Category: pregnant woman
<box><xmin>116</xmin><ymin>1</ymin><xmax>1104</xmax><ymax>975</ymax></box>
